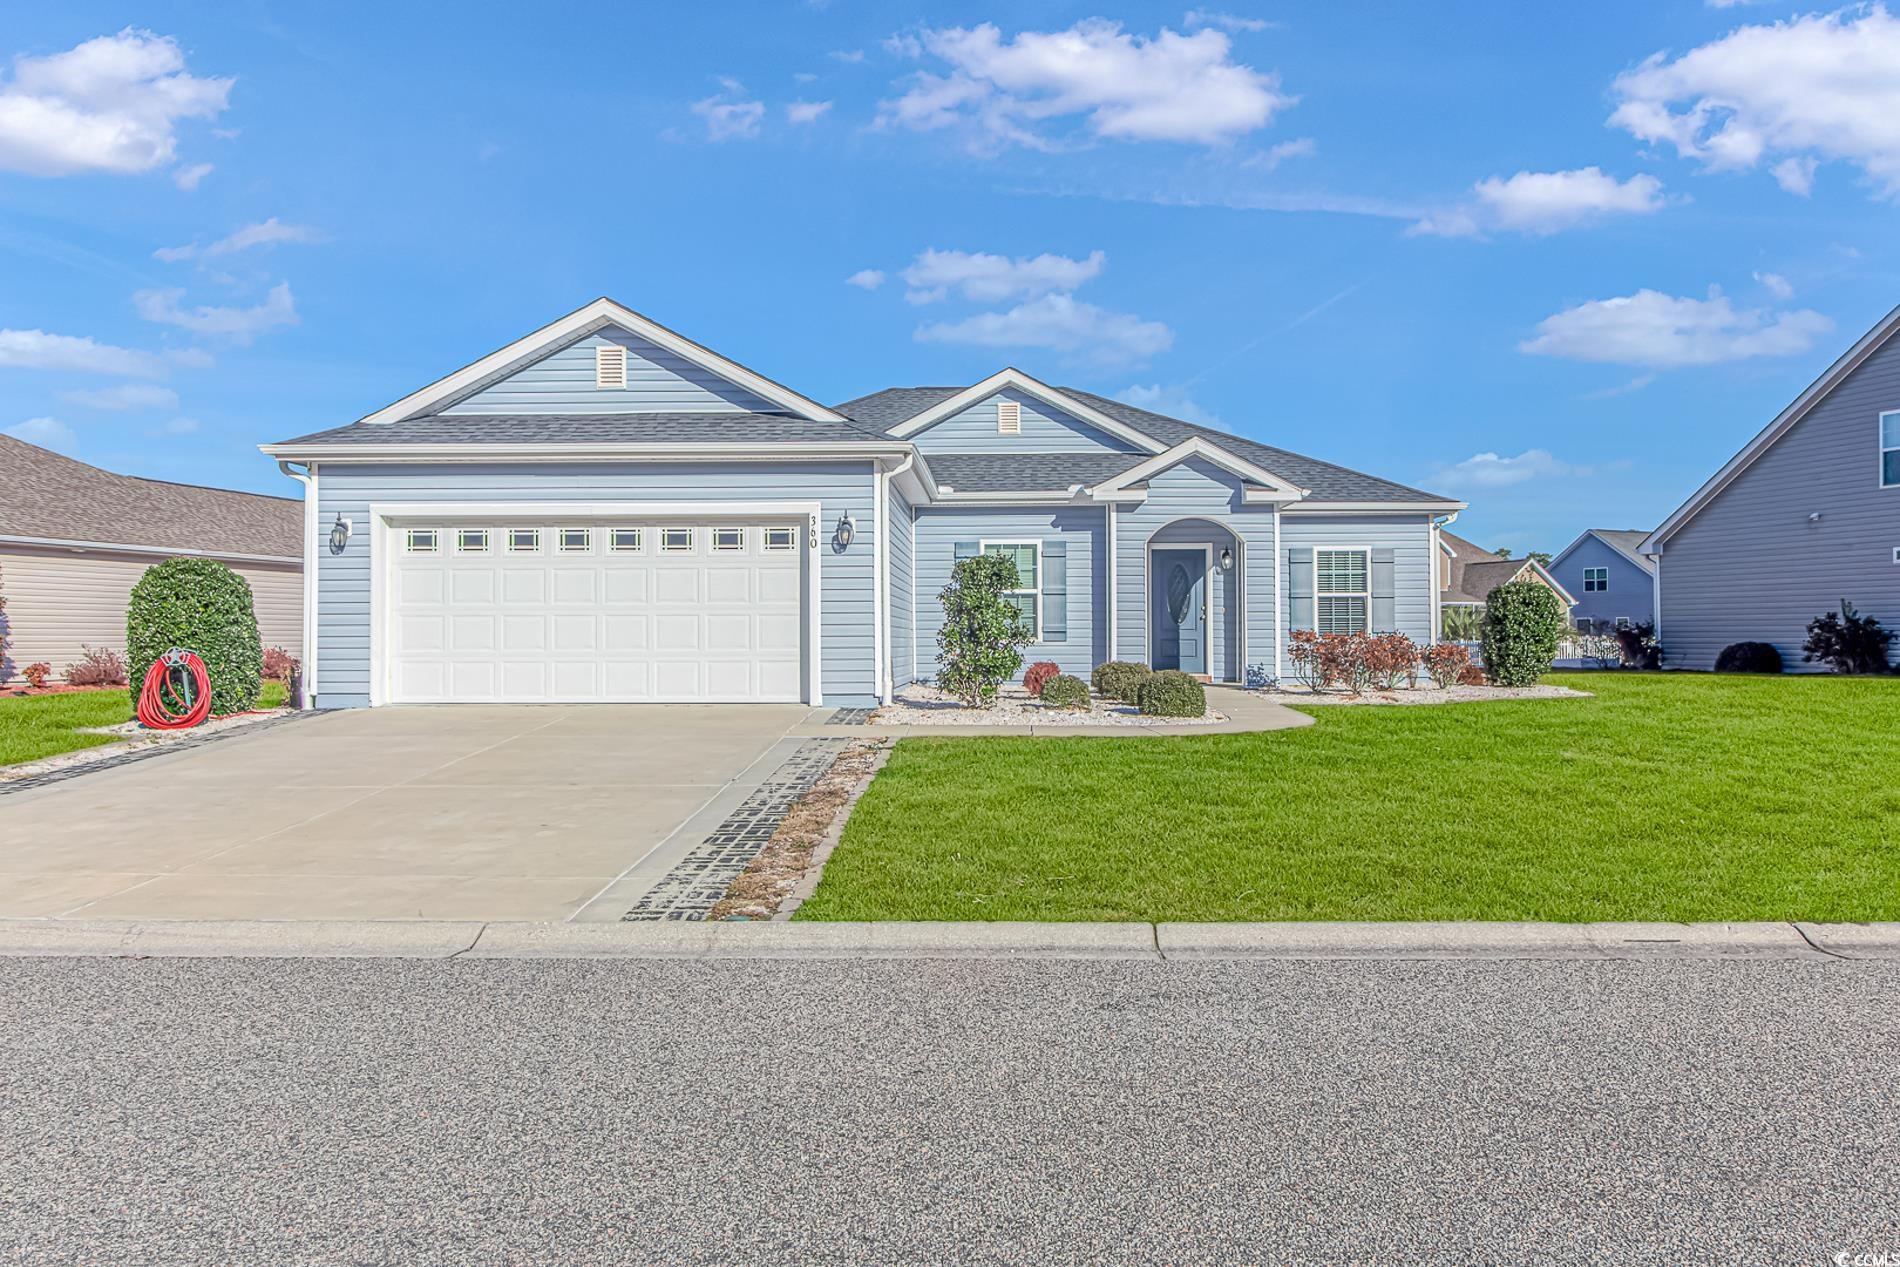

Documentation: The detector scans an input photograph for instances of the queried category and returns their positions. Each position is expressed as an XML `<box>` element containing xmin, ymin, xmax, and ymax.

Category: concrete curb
<box><xmin>1</xmin><ymin>918</ymin><xmax>1897</xmax><ymax>961</ymax></box>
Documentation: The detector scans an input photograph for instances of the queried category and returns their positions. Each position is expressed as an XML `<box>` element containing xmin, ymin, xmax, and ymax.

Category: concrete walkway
<box><xmin>2</xmin><ymin>918</ymin><xmax>1894</xmax><ymax>959</ymax></box>
<box><xmin>786</xmin><ymin>684</ymin><xmax>1311</xmax><ymax>738</ymax></box>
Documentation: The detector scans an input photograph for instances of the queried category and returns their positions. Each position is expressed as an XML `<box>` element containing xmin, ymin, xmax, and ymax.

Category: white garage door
<box><xmin>389</xmin><ymin>520</ymin><xmax>805</xmax><ymax>703</ymax></box>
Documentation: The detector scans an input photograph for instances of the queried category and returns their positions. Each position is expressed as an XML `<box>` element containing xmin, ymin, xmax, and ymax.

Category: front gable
<box><xmin>907</xmin><ymin>387</ymin><xmax>1146</xmax><ymax>455</ymax></box>
<box><xmin>1092</xmin><ymin>437</ymin><xmax>1306</xmax><ymax>505</ymax></box>
<box><xmin>440</xmin><ymin>328</ymin><xmax>781</xmax><ymax>416</ymax></box>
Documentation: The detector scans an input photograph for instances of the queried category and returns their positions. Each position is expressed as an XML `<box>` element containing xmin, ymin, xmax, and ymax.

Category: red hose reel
<box><xmin>137</xmin><ymin>648</ymin><xmax>212</xmax><ymax>730</ymax></box>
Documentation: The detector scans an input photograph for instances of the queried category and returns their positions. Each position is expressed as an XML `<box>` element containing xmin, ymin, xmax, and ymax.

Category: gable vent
<box><xmin>595</xmin><ymin>344</ymin><xmax>627</xmax><ymax>389</ymax></box>
<box><xmin>996</xmin><ymin>399</ymin><xmax>1021</xmax><ymax>435</ymax></box>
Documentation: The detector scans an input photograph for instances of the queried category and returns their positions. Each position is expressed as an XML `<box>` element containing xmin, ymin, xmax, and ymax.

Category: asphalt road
<box><xmin>1</xmin><ymin>956</ymin><xmax>1895</xmax><ymax>1265</ymax></box>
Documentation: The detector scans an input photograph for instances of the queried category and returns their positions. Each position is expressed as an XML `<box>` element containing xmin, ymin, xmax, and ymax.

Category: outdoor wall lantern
<box><xmin>328</xmin><ymin>514</ymin><xmax>353</xmax><ymax>554</ymax></box>
<box><xmin>834</xmin><ymin>512</ymin><xmax>856</xmax><ymax>551</ymax></box>
<box><xmin>1219</xmin><ymin>547</ymin><xmax>1234</xmax><ymax>571</ymax></box>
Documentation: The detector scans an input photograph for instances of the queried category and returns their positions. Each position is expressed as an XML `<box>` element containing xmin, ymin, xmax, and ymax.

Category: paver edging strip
<box><xmin>771</xmin><ymin>742</ymin><xmax>892</xmax><ymax>921</ymax></box>
<box><xmin>0</xmin><ymin>709</ymin><xmax>316</xmax><ymax>795</ymax></box>
<box><xmin>3</xmin><ymin>918</ymin><xmax>1898</xmax><ymax>960</ymax></box>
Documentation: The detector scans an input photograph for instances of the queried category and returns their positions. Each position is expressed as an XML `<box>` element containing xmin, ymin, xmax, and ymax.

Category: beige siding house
<box><xmin>0</xmin><ymin>435</ymin><xmax>302</xmax><ymax>679</ymax></box>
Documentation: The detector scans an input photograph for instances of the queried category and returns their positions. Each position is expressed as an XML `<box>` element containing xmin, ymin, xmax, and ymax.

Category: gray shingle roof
<box><xmin>923</xmin><ymin>452</ymin><xmax>1143</xmax><ymax>493</ymax></box>
<box><xmin>1588</xmin><ymin>529</ymin><xmax>1657</xmax><ymax>574</ymax></box>
<box><xmin>0</xmin><ymin>433</ymin><xmax>301</xmax><ymax>558</ymax></box>
<box><xmin>276</xmin><ymin>412</ymin><xmax>897</xmax><ymax>447</ymax></box>
<box><xmin>833</xmin><ymin>386</ymin><xmax>1455</xmax><ymax>503</ymax></box>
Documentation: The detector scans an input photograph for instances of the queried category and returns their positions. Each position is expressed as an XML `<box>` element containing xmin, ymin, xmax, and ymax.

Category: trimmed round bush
<box><xmin>1039</xmin><ymin>673</ymin><xmax>1090</xmax><ymax>710</ymax></box>
<box><xmin>1091</xmin><ymin>660</ymin><xmax>1152</xmax><ymax>703</ymax></box>
<box><xmin>1479</xmin><ymin>581</ymin><xmax>1565</xmax><ymax>687</ymax></box>
<box><xmin>1715</xmin><ymin>641</ymin><xmax>1783</xmax><ymax>674</ymax></box>
<box><xmin>127</xmin><ymin>558</ymin><xmax>263</xmax><ymax>717</ymax></box>
<box><xmin>1022</xmin><ymin>660</ymin><xmax>1061</xmax><ymax>697</ymax></box>
<box><xmin>1137</xmin><ymin>669</ymin><xmax>1205</xmax><ymax>718</ymax></box>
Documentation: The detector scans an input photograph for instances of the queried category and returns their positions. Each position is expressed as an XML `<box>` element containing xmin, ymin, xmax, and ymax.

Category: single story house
<box><xmin>1437</xmin><ymin>530</ymin><xmax>1574</xmax><ymax>636</ymax></box>
<box><xmin>1549</xmin><ymin>529</ymin><xmax>1655</xmax><ymax>634</ymax></box>
<box><xmin>261</xmin><ymin>298</ymin><xmax>1465</xmax><ymax>708</ymax></box>
<box><xmin>0</xmin><ymin>434</ymin><xmax>303</xmax><ymax>679</ymax></box>
<box><xmin>1644</xmin><ymin>303</ymin><xmax>1900</xmax><ymax>671</ymax></box>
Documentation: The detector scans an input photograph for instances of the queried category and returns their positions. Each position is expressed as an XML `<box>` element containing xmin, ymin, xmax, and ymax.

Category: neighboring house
<box><xmin>0</xmin><ymin>434</ymin><xmax>303</xmax><ymax>677</ymax></box>
<box><xmin>1645</xmin><ymin>303</ymin><xmax>1900</xmax><ymax>671</ymax></box>
<box><xmin>1549</xmin><ymin>529</ymin><xmax>1655</xmax><ymax>633</ymax></box>
<box><xmin>1437</xmin><ymin>530</ymin><xmax>1575</xmax><ymax>636</ymax></box>
<box><xmin>260</xmin><ymin>298</ymin><xmax>1465</xmax><ymax>708</ymax></box>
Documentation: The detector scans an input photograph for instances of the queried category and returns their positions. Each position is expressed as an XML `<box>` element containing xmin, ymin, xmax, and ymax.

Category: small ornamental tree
<box><xmin>1803</xmin><ymin>601</ymin><xmax>1894</xmax><ymax>674</ymax></box>
<box><xmin>936</xmin><ymin>552</ymin><xmax>1031</xmax><ymax>707</ymax></box>
<box><xmin>1480</xmin><ymin>580</ymin><xmax>1565</xmax><ymax>686</ymax></box>
<box><xmin>127</xmin><ymin>558</ymin><xmax>264</xmax><ymax>717</ymax></box>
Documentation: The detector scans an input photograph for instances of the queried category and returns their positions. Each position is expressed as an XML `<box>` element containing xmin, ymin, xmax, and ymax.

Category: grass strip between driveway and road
<box><xmin>795</xmin><ymin>672</ymin><xmax>1900</xmax><ymax>924</ymax></box>
<box><xmin>0</xmin><ymin>680</ymin><xmax>288</xmax><ymax>768</ymax></box>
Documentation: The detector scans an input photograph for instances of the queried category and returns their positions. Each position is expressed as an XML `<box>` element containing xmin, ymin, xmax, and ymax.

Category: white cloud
<box><xmin>1410</xmin><ymin>167</ymin><xmax>1670</xmax><ymax>237</ymax></box>
<box><xmin>155</xmin><ymin>217</ymin><xmax>323</xmax><ymax>262</ymax></box>
<box><xmin>1114</xmin><ymin>383</ymin><xmax>1221</xmax><ymax>425</ymax></box>
<box><xmin>1610</xmin><ymin>6</ymin><xmax>1900</xmax><ymax>197</ymax></box>
<box><xmin>1243</xmin><ymin>136</ymin><xmax>1315</xmax><ymax>171</ymax></box>
<box><xmin>877</xmin><ymin>19</ymin><xmax>1294</xmax><ymax>148</ymax></box>
<box><xmin>786</xmin><ymin>100</ymin><xmax>832</xmax><ymax>124</ymax></box>
<box><xmin>166</xmin><ymin>346</ymin><xmax>214</xmax><ymax>369</ymax></box>
<box><xmin>0</xmin><ymin>328</ymin><xmax>166</xmax><ymax>377</ymax></box>
<box><xmin>1520</xmin><ymin>287</ymin><xmax>1833</xmax><ymax>368</ymax></box>
<box><xmin>0</xmin><ymin>29</ymin><xmax>231</xmax><ymax>178</ymax></box>
<box><xmin>1580</xmin><ymin>373</ymin><xmax>1658</xmax><ymax>400</ymax></box>
<box><xmin>171</xmin><ymin>161</ymin><xmax>212</xmax><ymax>190</ymax></box>
<box><xmin>830</xmin><ymin>49</ymin><xmax>867</xmax><ymax>64</ymax></box>
<box><xmin>915</xmin><ymin>293</ymin><xmax>1174</xmax><ymax>363</ymax></box>
<box><xmin>845</xmin><ymin>268</ymin><xmax>886</xmax><ymax>290</ymax></box>
<box><xmin>5</xmin><ymin>416</ymin><xmax>78</xmax><ymax>453</ymax></box>
<box><xmin>133</xmin><ymin>281</ymin><xmax>299</xmax><ymax>344</ymax></box>
<box><xmin>691</xmin><ymin>80</ymin><xmax>765</xmax><ymax>141</ymax></box>
<box><xmin>58</xmin><ymin>383</ymin><xmax>178</xmax><ymax>411</ymax></box>
<box><xmin>152</xmin><ymin>416</ymin><xmax>200</xmax><ymax>436</ymax></box>
<box><xmin>901</xmin><ymin>248</ymin><xmax>1107</xmax><ymax>304</ymax></box>
<box><xmin>1754</xmin><ymin>270</ymin><xmax>1795</xmax><ymax>299</ymax></box>
<box><xmin>1431</xmin><ymin>449</ymin><xmax>1582</xmax><ymax>489</ymax></box>
<box><xmin>1184</xmin><ymin>11</ymin><xmax>1272</xmax><ymax>33</ymax></box>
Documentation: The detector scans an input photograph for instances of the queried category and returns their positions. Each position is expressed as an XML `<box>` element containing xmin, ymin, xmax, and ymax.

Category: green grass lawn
<box><xmin>0</xmin><ymin>679</ymin><xmax>289</xmax><ymax>769</ymax></box>
<box><xmin>797</xmin><ymin>672</ymin><xmax>1900</xmax><ymax>923</ymax></box>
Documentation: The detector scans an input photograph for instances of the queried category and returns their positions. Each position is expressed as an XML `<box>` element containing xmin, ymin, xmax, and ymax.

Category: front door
<box><xmin>1150</xmin><ymin>548</ymin><xmax>1207</xmax><ymax>674</ymax></box>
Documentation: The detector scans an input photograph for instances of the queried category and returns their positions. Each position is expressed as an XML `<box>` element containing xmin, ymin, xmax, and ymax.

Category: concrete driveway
<box><xmin>0</xmin><ymin>705</ymin><xmax>817</xmax><ymax>922</ymax></box>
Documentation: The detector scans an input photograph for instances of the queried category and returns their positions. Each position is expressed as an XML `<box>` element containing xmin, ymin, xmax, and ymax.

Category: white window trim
<box><xmin>507</xmin><ymin>527</ymin><xmax>541</xmax><ymax>553</ymax></box>
<box><xmin>1882</xmin><ymin>409</ymin><xmax>1900</xmax><ymax>489</ymax></box>
<box><xmin>712</xmin><ymin>527</ymin><xmax>745</xmax><ymax>552</ymax></box>
<box><xmin>558</xmin><ymin>527</ymin><xmax>592</xmax><ymax>553</ymax></box>
<box><xmin>609</xmin><ymin>527</ymin><xmax>644</xmax><ymax>552</ymax></box>
<box><xmin>456</xmin><ymin>528</ymin><xmax>490</xmax><ymax>553</ymax></box>
<box><xmin>1314</xmin><ymin>546</ymin><xmax>1371</xmax><ymax>635</ymax></box>
<box><xmin>979</xmin><ymin>538</ymin><xmax>1042</xmax><ymax>641</ymax></box>
<box><xmin>405</xmin><ymin>528</ymin><xmax>439</xmax><ymax>553</ymax></box>
<box><xmin>661</xmin><ymin>527</ymin><xmax>695</xmax><ymax>553</ymax></box>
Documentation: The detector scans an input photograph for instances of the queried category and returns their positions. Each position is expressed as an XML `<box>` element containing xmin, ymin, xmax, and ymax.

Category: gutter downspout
<box><xmin>277</xmin><ymin>460</ymin><xmax>318</xmax><ymax>708</ymax></box>
<box><xmin>1430</xmin><ymin>511</ymin><xmax>1460</xmax><ymax>645</ymax></box>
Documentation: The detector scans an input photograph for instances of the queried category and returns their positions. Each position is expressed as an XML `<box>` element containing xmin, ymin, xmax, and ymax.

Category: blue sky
<box><xmin>3</xmin><ymin>2</ymin><xmax>1898</xmax><ymax>552</ymax></box>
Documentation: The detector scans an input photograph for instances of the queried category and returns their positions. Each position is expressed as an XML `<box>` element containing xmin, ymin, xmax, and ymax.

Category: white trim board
<box><xmin>362</xmin><ymin>499</ymin><xmax>824</xmax><ymax>707</ymax></box>
<box><xmin>884</xmin><ymin>369</ymin><xmax>1167</xmax><ymax>455</ymax></box>
<box><xmin>259</xmin><ymin>441</ymin><xmax>906</xmax><ymax>462</ymax></box>
<box><xmin>350</xmin><ymin>297</ymin><xmax>849</xmax><ymax>426</ymax></box>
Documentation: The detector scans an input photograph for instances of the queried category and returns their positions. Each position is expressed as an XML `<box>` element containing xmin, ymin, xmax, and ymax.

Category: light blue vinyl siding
<box><xmin>441</xmin><ymin>330</ymin><xmax>781</xmax><ymax>415</ymax></box>
<box><xmin>1114</xmin><ymin>457</ymin><xmax>1276</xmax><ymax>682</ymax></box>
<box><xmin>1280</xmin><ymin>514</ymin><xmax>1435</xmax><ymax>653</ymax></box>
<box><xmin>909</xmin><ymin>389</ymin><xmax>1144</xmax><ymax>455</ymax></box>
<box><xmin>912</xmin><ymin>506</ymin><xmax>1106</xmax><ymax>681</ymax></box>
<box><xmin>312</xmin><ymin>461</ymin><xmax>878</xmax><ymax>707</ymax></box>
<box><xmin>1552</xmin><ymin>536</ymin><xmax>1653</xmax><ymax>631</ymax></box>
<box><xmin>888</xmin><ymin>481</ymin><xmax>915</xmax><ymax>687</ymax></box>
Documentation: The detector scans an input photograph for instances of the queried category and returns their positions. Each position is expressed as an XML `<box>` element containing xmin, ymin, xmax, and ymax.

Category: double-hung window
<box><xmin>1315</xmin><ymin>549</ymin><xmax>1369</xmax><ymax>634</ymax></box>
<box><xmin>1883</xmin><ymin>410</ymin><xmax>1900</xmax><ymax>488</ymax></box>
<box><xmin>983</xmin><ymin>542</ymin><xmax>1040</xmax><ymax>639</ymax></box>
<box><xmin>1583</xmin><ymin>566</ymin><xmax>1608</xmax><ymax>593</ymax></box>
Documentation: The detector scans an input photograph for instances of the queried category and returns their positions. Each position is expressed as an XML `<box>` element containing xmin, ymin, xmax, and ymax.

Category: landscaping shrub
<box><xmin>1715</xmin><ymin>641</ymin><xmax>1784</xmax><ymax>675</ymax></box>
<box><xmin>935</xmin><ymin>552</ymin><xmax>1031</xmax><ymax>707</ymax></box>
<box><xmin>1803</xmin><ymin>601</ymin><xmax>1894</xmax><ymax>675</ymax></box>
<box><xmin>23</xmin><ymin>662</ymin><xmax>51</xmax><ymax>689</ymax></box>
<box><xmin>1441</xmin><ymin>604</ymin><xmax>1484</xmax><ymax>641</ymax></box>
<box><xmin>1091</xmin><ymin>660</ymin><xmax>1152</xmax><ymax>702</ymax></box>
<box><xmin>1244</xmin><ymin>662</ymin><xmax>1275</xmax><ymax>690</ymax></box>
<box><xmin>1456</xmin><ymin>663</ymin><xmax>1486</xmax><ymax>686</ymax></box>
<box><xmin>263</xmin><ymin>645</ymin><xmax>301</xmax><ymax>684</ymax></box>
<box><xmin>126</xmin><ymin>558</ymin><xmax>263</xmax><ymax>717</ymax></box>
<box><xmin>1570</xmin><ymin>633</ymin><xmax>1624</xmax><ymax>669</ymax></box>
<box><xmin>1615</xmin><ymin>620</ymin><xmax>1660</xmax><ymax>669</ymax></box>
<box><xmin>1022</xmin><ymin>660</ymin><xmax>1061</xmax><ymax>697</ymax></box>
<box><xmin>1365</xmin><ymin>632</ymin><xmax>1421</xmax><ymax>690</ymax></box>
<box><xmin>64</xmin><ymin>645</ymin><xmax>127</xmax><ymax>687</ymax></box>
<box><xmin>1137</xmin><ymin>669</ymin><xmax>1205</xmax><ymax>717</ymax></box>
<box><xmin>1039</xmin><ymin>673</ymin><xmax>1090</xmax><ymax>710</ymax></box>
<box><xmin>1479</xmin><ymin>581</ymin><xmax>1565</xmax><ymax>687</ymax></box>
<box><xmin>1422</xmin><ymin>641</ymin><xmax>1471</xmax><ymax>689</ymax></box>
